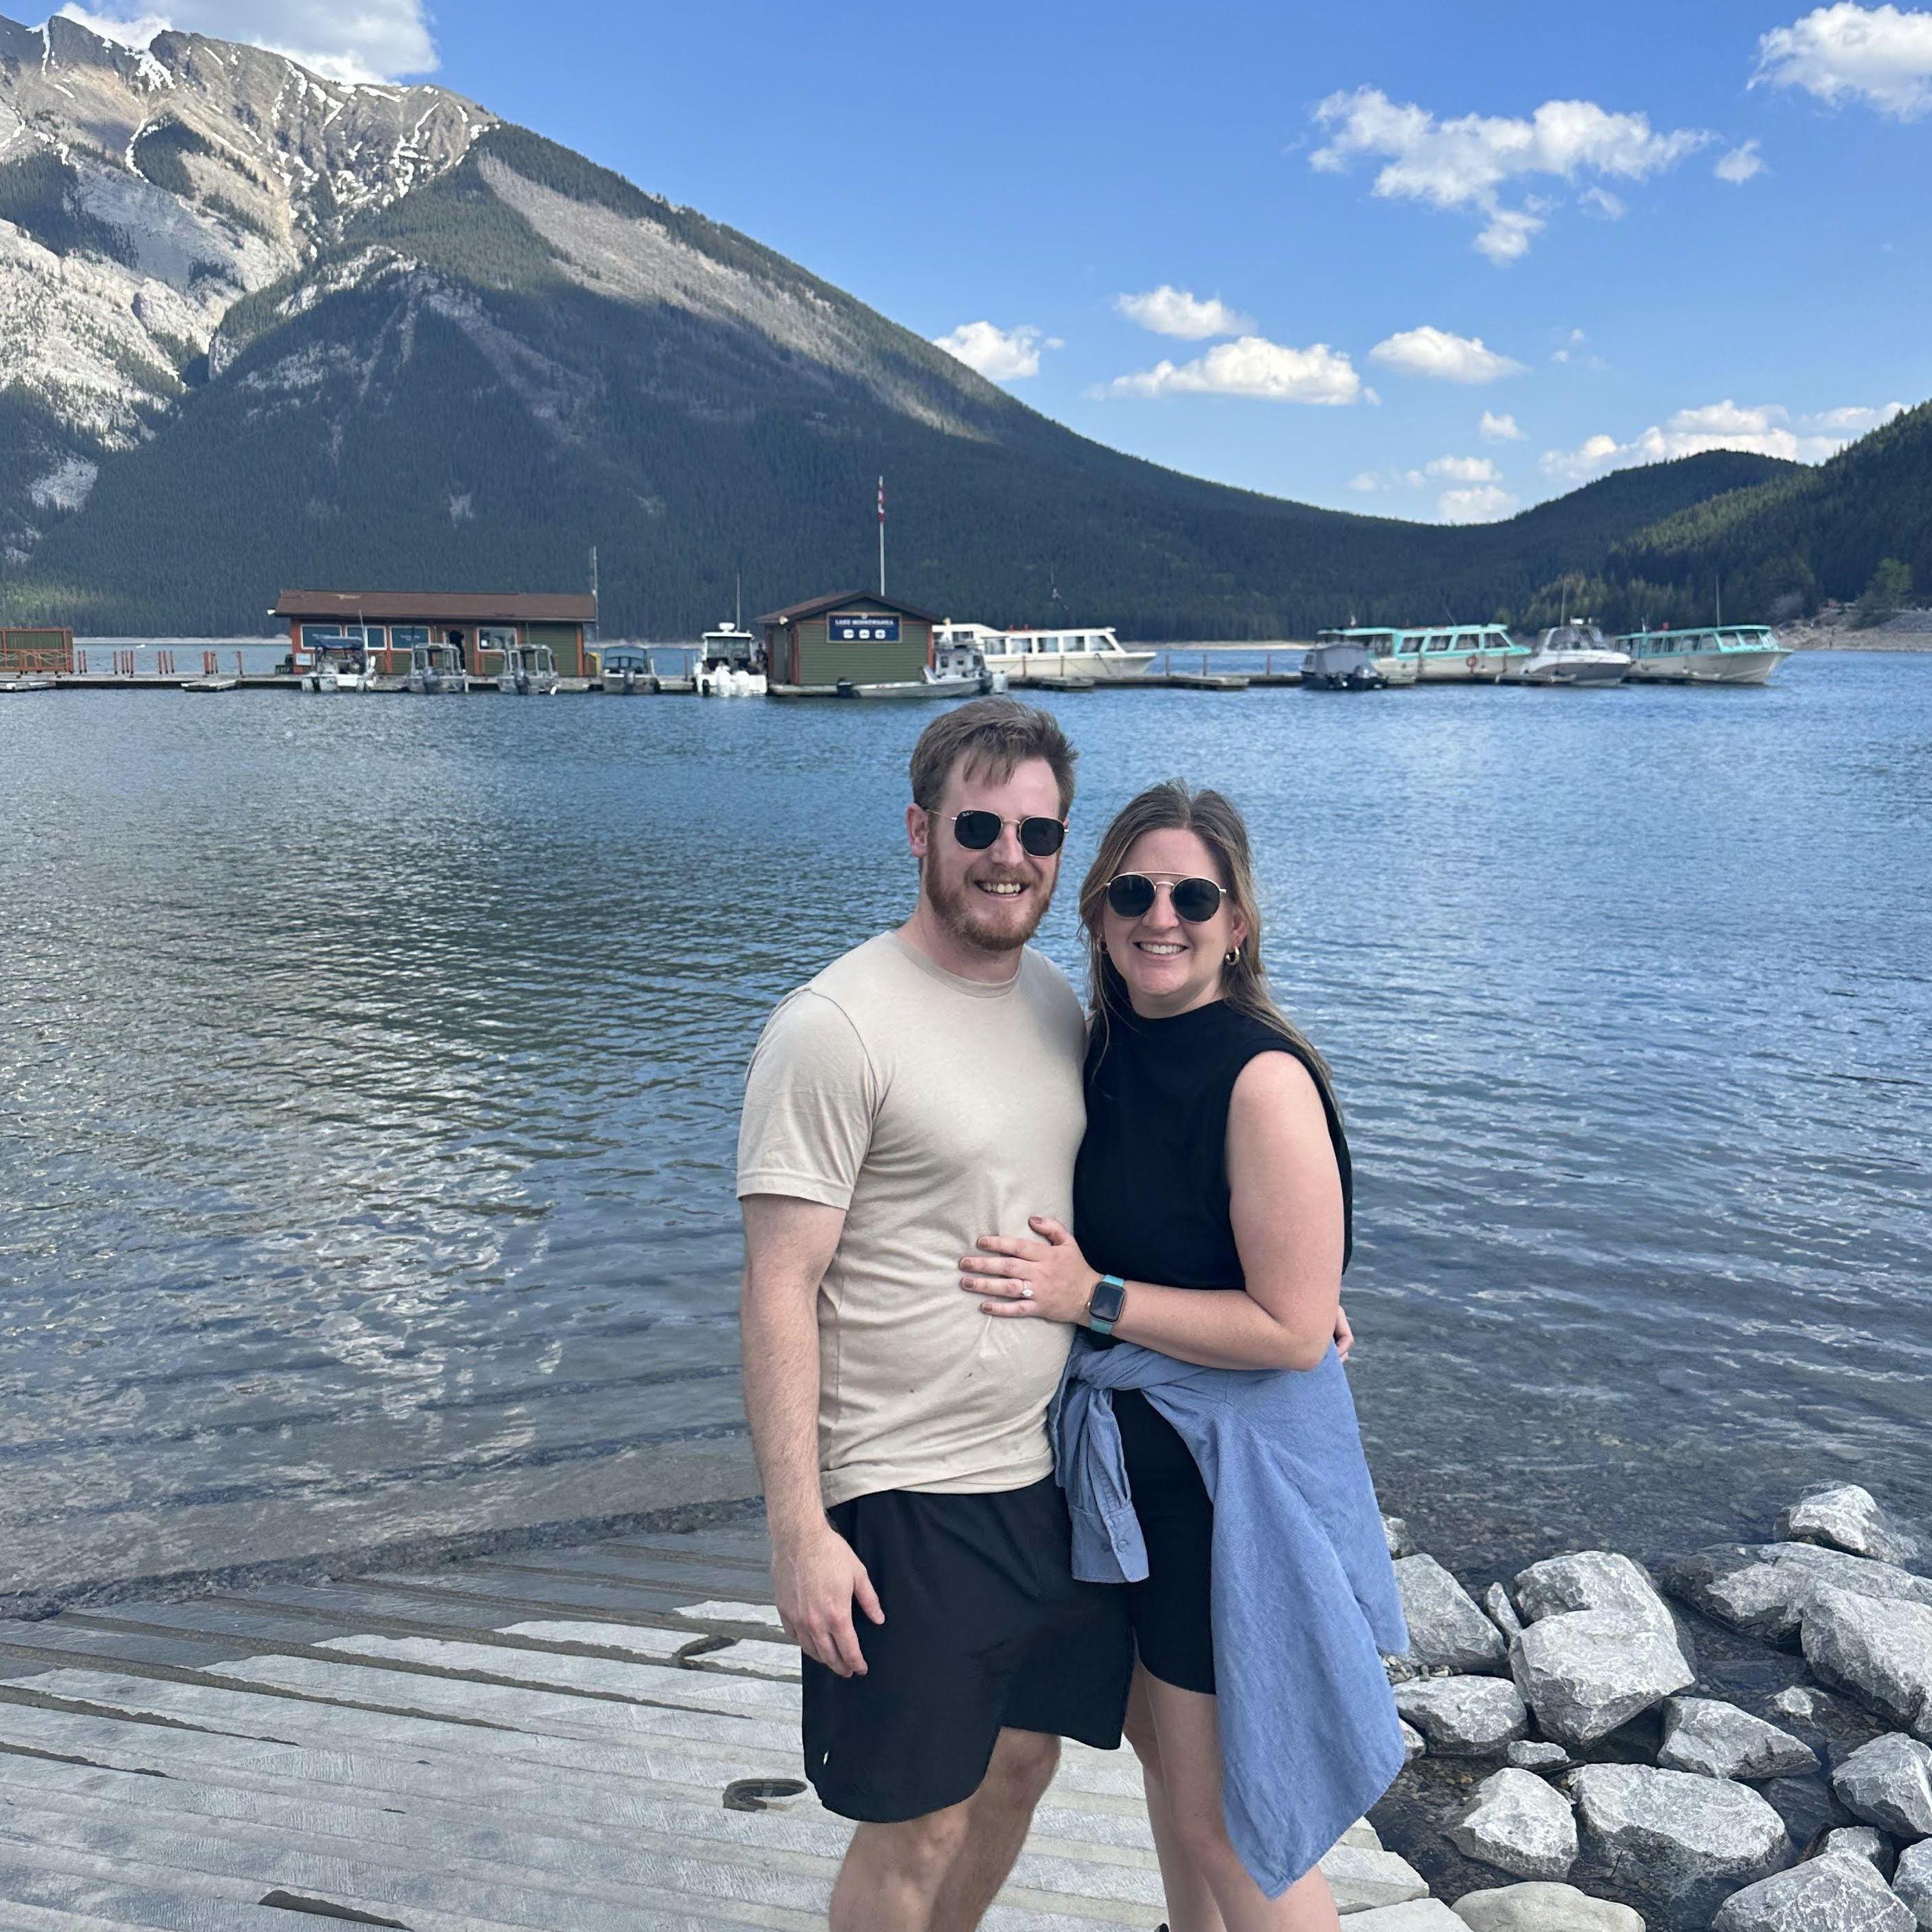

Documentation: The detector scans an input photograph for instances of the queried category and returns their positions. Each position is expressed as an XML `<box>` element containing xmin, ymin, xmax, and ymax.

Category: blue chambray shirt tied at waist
<box><xmin>1050</xmin><ymin>1334</ymin><xmax>1411</xmax><ymax>1898</ymax></box>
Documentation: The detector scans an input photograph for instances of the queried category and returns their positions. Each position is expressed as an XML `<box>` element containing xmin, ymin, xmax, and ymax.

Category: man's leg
<box><xmin>927</xmin><ymin>1727</ymin><xmax>1060</xmax><ymax>1932</ymax></box>
<box><xmin>830</xmin><ymin>1800</ymin><xmax>974</xmax><ymax>1932</ymax></box>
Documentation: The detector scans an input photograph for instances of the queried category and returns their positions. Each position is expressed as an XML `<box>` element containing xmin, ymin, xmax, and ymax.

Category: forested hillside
<box><xmin>0</xmin><ymin>16</ymin><xmax>1897</xmax><ymax>638</ymax></box>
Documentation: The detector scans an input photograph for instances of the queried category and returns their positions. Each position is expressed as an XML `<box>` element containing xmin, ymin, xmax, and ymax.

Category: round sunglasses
<box><xmin>1105</xmin><ymin>872</ymin><xmax>1229</xmax><ymax>923</ymax></box>
<box><xmin>949</xmin><ymin>810</ymin><xmax>1067</xmax><ymax>857</ymax></box>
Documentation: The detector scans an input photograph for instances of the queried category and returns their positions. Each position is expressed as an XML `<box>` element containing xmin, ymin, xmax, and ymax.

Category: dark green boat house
<box><xmin>759</xmin><ymin>590</ymin><xmax>938</xmax><ymax>690</ymax></box>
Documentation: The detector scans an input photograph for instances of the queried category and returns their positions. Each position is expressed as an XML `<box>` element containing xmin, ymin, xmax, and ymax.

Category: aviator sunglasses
<box><xmin>949</xmin><ymin>810</ymin><xmax>1067</xmax><ymax>857</ymax></box>
<box><xmin>1105</xmin><ymin>872</ymin><xmax>1229</xmax><ymax>923</ymax></box>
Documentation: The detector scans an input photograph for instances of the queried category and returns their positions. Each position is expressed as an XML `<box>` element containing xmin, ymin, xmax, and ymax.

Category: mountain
<box><xmin>0</xmin><ymin>14</ymin><xmax>1827</xmax><ymax>637</ymax></box>
<box><xmin>1597</xmin><ymin>400</ymin><xmax>1932</xmax><ymax>625</ymax></box>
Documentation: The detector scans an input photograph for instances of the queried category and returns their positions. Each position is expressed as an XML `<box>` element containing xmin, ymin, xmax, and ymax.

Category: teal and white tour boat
<box><xmin>1614</xmin><ymin>625</ymin><xmax>1792</xmax><ymax>686</ymax></box>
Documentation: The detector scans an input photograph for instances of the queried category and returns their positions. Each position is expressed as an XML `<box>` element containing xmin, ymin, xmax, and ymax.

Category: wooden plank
<box><xmin>4</xmin><ymin>1666</ymin><xmax>806</xmax><ymax>1779</ymax></box>
<box><xmin>0</xmin><ymin>1859</ymin><xmax>302</xmax><ymax>1931</ymax></box>
<box><xmin>291</xmin><ymin>1638</ymin><xmax>799</xmax><ymax>1715</ymax></box>
<box><xmin>663</xmin><ymin>1602</ymin><xmax>785</xmax><ymax>1634</ymax></box>
<box><xmin>0</xmin><ymin>1785</ymin><xmax>831</xmax><ymax>1932</ymax></box>
<box><xmin>221</xmin><ymin>1576</ymin><xmax>711</xmax><ymax>1632</ymax></box>
<box><xmin>681</xmin><ymin>1640</ymin><xmax>799</xmax><ymax>1683</ymax></box>
<box><xmin>314</xmin><ymin>1568</ymin><xmax>717</xmax><ymax>1621</ymax></box>
<box><xmin>451</xmin><ymin>1551</ymin><xmax>778</xmax><ymax>1602</ymax></box>
<box><xmin>0</xmin><ymin>1701</ymin><xmax>1160</xmax><ymax>1877</ymax></box>
<box><xmin>0</xmin><ymin>1763</ymin><xmax>1163</xmax><ymax>1929</ymax></box>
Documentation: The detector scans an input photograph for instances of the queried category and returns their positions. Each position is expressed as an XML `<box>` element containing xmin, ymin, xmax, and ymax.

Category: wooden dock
<box><xmin>0</xmin><ymin>1522</ymin><xmax>1458</xmax><ymax>1929</ymax></box>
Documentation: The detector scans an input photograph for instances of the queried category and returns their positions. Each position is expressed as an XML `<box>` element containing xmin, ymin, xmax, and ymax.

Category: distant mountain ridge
<box><xmin>0</xmin><ymin>13</ymin><xmax>1895</xmax><ymax>637</ymax></box>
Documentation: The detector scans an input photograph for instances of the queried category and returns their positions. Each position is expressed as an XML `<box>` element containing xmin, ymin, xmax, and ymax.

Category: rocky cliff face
<box><xmin>0</xmin><ymin>11</ymin><xmax>486</xmax><ymax>555</ymax></box>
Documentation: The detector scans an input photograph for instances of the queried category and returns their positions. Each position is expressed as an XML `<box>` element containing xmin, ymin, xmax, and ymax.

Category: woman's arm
<box><xmin>959</xmin><ymin>1050</ymin><xmax>1346</xmax><ymax>1372</ymax></box>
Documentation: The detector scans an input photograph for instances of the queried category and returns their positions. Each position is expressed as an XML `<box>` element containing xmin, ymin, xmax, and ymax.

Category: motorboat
<box><xmin>1302</xmin><ymin>635</ymin><xmax>1397</xmax><ymax>690</ymax></box>
<box><xmin>1614</xmin><ymin>624</ymin><xmax>1793</xmax><ymax>686</ymax></box>
<box><xmin>695</xmin><ymin>621</ymin><xmax>766</xmax><ymax>697</ymax></box>
<box><xmin>934</xmin><ymin>621</ymin><xmax>1154</xmax><ymax>683</ymax></box>
<box><xmin>1521</xmin><ymin>621</ymin><xmax>1632</xmax><ymax>686</ymax></box>
<box><xmin>407</xmin><ymin>643</ymin><xmax>469</xmax><ymax>695</ymax></box>
<box><xmin>300</xmin><ymin>650</ymin><xmax>370</xmax><ymax>692</ymax></box>
<box><xmin>597</xmin><ymin>646</ymin><xmax>653</xmax><ymax>694</ymax></box>
<box><xmin>925</xmin><ymin>637</ymin><xmax>1006</xmax><ymax>697</ymax></box>
<box><xmin>495</xmin><ymin>643</ymin><xmax>559</xmax><ymax>695</ymax></box>
<box><xmin>180</xmin><ymin>676</ymin><xmax>240</xmax><ymax>692</ymax></box>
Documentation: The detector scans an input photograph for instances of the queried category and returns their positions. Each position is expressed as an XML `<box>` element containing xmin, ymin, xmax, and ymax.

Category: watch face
<box><xmin>1090</xmin><ymin>1277</ymin><xmax>1127</xmax><ymax>1323</ymax></box>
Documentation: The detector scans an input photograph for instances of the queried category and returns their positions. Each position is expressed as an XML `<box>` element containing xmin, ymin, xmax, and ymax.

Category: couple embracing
<box><xmin>737</xmin><ymin>699</ymin><xmax>1409</xmax><ymax>1932</ymax></box>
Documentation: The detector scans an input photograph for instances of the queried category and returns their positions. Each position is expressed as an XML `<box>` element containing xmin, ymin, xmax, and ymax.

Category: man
<box><xmin>737</xmin><ymin>699</ymin><xmax>1131</xmax><ymax>1932</ymax></box>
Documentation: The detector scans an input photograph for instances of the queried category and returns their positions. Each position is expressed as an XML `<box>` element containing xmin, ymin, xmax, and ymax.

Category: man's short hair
<box><xmin>909</xmin><ymin>698</ymin><xmax>1078</xmax><ymax>817</ymax></box>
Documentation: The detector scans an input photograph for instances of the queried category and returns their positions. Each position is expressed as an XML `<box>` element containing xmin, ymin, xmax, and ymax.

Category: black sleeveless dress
<box><xmin>1071</xmin><ymin>994</ymin><xmax>1353</xmax><ymax>1694</ymax></box>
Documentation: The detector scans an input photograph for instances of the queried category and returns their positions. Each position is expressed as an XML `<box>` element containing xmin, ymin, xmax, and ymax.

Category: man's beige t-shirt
<box><xmin>737</xmin><ymin>931</ymin><xmax>1087</xmax><ymax>1506</ymax></box>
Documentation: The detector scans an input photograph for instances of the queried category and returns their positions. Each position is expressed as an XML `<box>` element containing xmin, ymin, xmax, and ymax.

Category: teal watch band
<box><xmin>1087</xmin><ymin>1274</ymin><xmax>1127</xmax><ymax>1335</ymax></box>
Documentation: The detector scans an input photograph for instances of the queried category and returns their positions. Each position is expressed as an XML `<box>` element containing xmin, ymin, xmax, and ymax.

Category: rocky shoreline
<box><xmin>1375</xmin><ymin>1483</ymin><xmax>1931</xmax><ymax>1930</ymax></box>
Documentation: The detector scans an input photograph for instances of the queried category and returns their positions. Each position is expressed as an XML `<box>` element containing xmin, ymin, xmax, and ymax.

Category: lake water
<box><xmin>4</xmin><ymin>653</ymin><xmax>1929</xmax><ymax>1603</ymax></box>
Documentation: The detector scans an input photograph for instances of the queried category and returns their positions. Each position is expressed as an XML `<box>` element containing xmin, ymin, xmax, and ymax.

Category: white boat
<box><xmin>1615</xmin><ymin>624</ymin><xmax>1793</xmax><ymax>686</ymax></box>
<box><xmin>1521</xmin><ymin>621</ymin><xmax>1632</xmax><ymax>686</ymax></box>
<box><xmin>180</xmin><ymin>676</ymin><xmax>240</xmax><ymax>692</ymax></box>
<box><xmin>695</xmin><ymin>622</ymin><xmax>767</xmax><ymax>697</ymax></box>
<box><xmin>0</xmin><ymin>675</ymin><xmax>54</xmax><ymax>693</ymax></box>
<box><xmin>407</xmin><ymin>643</ymin><xmax>469</xmax><ymax>695</ymax></box>
<box><xmin>926</xmin><ymin>636</ymin><xmax>1006</xmax><ymax>697</ymax></box>
<box><xmin>934</xmin><ymin>621</ymin><xmax>1154</xmax><ymax>684</ymax></box>
<box><xmin>494</xmin><ymin>642</ymin><xmax>559</xmax><ymax>695</ymax></box>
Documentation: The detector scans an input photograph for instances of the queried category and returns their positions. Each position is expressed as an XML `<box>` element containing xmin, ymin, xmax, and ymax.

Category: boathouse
<box><xmin>759</xmin><ymin>590</ymin><xmax>938</xmax><ymax>690</ymax></box>
<box><xmin>272</xmin><ymin>590</ymin><xmax>599</xmax><ymax>679</ymax></box>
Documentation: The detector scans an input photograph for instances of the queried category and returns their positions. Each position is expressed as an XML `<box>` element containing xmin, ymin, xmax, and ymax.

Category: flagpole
<box><xmin>877</xmin><ymin>475</ymin><xmax>885</xmax><ymax>597</ymax></box>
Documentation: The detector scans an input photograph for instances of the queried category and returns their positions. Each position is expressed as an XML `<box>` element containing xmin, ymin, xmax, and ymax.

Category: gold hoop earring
<box><xmin>1224</xmin><ymin>945</ymin><xmax>1242</xmax><ymax>967</ymax></box>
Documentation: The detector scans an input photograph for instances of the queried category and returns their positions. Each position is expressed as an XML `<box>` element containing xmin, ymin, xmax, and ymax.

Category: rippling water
<box><xmin>4</xmin><ymin>655</ymin><xmax>1929</xmax><ymax>1599</ymax></box>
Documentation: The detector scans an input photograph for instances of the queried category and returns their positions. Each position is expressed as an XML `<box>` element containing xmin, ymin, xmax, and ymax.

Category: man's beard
<box><xmin>924</xmin><ymin>860</ymin><xmax>1051</xmax><ymax>954</ymax></box>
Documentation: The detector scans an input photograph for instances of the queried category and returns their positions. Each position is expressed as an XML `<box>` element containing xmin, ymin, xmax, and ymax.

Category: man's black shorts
<box><xmin>801</xmin><ymin>1474</ymin><xmax>1133</xmax><ymax>1823</ymax></box>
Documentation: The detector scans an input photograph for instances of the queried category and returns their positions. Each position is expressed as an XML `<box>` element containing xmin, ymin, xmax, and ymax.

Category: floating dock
<box><xmin>0</xmin><ymin>1520</ymin><xmax>1450</xmax><ymax>1929</ymax></box>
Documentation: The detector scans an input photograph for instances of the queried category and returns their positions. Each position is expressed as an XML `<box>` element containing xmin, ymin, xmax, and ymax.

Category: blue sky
<box><xmin>61</xmin><ymin>0</ymin><xmax>1932</xmax><ymax>522</ymax></box>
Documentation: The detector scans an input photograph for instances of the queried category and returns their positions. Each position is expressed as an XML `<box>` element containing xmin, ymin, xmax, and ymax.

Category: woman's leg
<box><xmin>1123</xmin><ymin>1661</ymin><xmax>1224</xmax><ymax>1932</ymax></box>
<box><xmin>1140</xmin><ymin>1672</ymin><xmax>1342</xmax><ymax>1932</ymax></box>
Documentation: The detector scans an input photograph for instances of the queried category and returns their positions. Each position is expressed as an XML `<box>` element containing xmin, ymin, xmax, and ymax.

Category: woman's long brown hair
<box><xmin>1077</xmin><ymin>779</ymin><xmax>1332</xmax><ymax>1087</ymax></box>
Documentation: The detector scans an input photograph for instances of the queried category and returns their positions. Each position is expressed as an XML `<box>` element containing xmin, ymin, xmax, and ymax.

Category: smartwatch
<box><xmin>1086</xmin><ymin>1274</ymin><xmax>1127</xmax><ymax>1335</ymax></box>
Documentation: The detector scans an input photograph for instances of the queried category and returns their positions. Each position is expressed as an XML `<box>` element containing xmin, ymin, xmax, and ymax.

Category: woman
<box><xmin>960</xmin><ymin>780</ymin><xmax>1407</xmax><ymax>1932</ymax></box>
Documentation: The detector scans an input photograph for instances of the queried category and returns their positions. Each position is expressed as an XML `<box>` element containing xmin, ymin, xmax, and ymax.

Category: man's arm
<box><xmin>739</xmin><ymin>1192</ymin><xmax>883</xmax><ymax>1677</ymax></box>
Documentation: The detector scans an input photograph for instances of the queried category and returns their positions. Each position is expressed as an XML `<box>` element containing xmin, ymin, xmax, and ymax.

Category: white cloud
<box><xmin>1479</xmin><ymin>410</ymin><xmax>1526</xmax><ymax>441</ymax></box>
<box><xmin>1541</xmin><ymin>398</ymin><xmax>1907</xmax><ymax>482</ymax></box>
<box><xmin>1580</xmin><ymin>185</ymin><xmax>1627</xmax><ymax>218</ymax></box>
<box><xmin>1754</xmin><ymin>3</ymin><xmax>1932</xmax><ymax>118</ymax></box>
<box><xmin>1369</xmin><ymin>325</ymin><xmax>1524</xmax><ymax>384</ymax></box>
<box><xmin>55</xmin><ymin>1</ymin><xmax>435</xmax><ymax>80</ymax></box>
<box><xmin>1098</xmin><ymin>336</ymin><xmax>1362</xmax><ymax>404</ymax></box>
<box><xmin>1349</xmin><ymin>471</ymin><xmax>1381</xmax><ymax>492</ymax></box>
<box><xmin>1113</xmin><ymin>286</ymin><xmax>1254</xmax><ymax>339</ymax></box>
<box><xmin>1310</xmin><ymin>85</ymin><xmax>1709</xmax><ymax>262</ymax></box>
<box><xmin>1715</xmin><ymin>140</ymin><xmax>1767</xmax><ymax>183</ymax></box>
<box><xmin>932</xmin><ymin>321</ymin><xmax>1058</xmax><ymax>382</ymax></box>
<box><xmin>1426</xmin><ymin>455</ymin><xmax>1501</xmax><ymax>483</ymax></box>
<box><xmin>1438</xmin><ymin>484</ymin><xmax>1519</xmax><ymax>522</ymax></box>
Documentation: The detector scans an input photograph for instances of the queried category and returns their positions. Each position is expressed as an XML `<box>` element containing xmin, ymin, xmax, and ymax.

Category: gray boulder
<box><xmin>1656</xmin><ymin>1697</ymin><xmax>1818</xmax><ymax>1780</ymax></box>
<box><xmin>1450</xmin><ymin>1884</ymin><xmax>1645</xmax><ymax>1931</ymax></box>
<box><xmin>1709</xmin><ymin>1851</ymin><xmax>1913</xmax><ymax>1931</ymax></box>
<box><xmin>1385</xmin><ymin>1514</ymin><xmax>1417</xmax><ymax>1559</ymax></box>
<box><xmin>1515</xmin><ymin>1550</ymin><xmax>1678</xmax><ymax>1636</ymax></box>
<box><xmin>1818</xmin><ymin>1825</ymin><xmax>1891</xmax><ymax>1876</ymax></box>
<box><xmin>1831</xmin><ymin>1732</ymin><xmax>1932</xmax><ymax>1839</ymax></box>
<box><xmin>1485</xmin><ymin>1582</ymin><xmax>1525</xmax><ymax>1641</ymax></box>
<box><xmin>1401</xmin><ymin>1718</ymin><xmax>1427</xmax><ymax>1763</ymax></box>
<box><xmin>1446</xmin><ymin>1767</ymin><xmax>1578</xmax><ymax>1881</ymax></box>
<box><xmin>1778</xmin><ymin>1484</ymin><xmax>1924</xmax><ymax>1566</ymax></box>
<box><xmin>1507</xmin><ymin>1739</ymin><xmax>1576</xmax><ymax>1772</ymax></box>
<box><xmin>1395</xmin><ymin>1674</ymin><xmax>1530</xmax><ymax>1756</ymax></box>
<box><xmin>1395</xmin><ymin>1554</ymin><xmax>1508</xmax><ymax>1674</ymax></box>
<box><xmin>1895</xmin><ymin>1839</ymin><xmax>1932</xmax><ymax>1927</ymax></box>
<box><xmin>1568</xmin><ymin>1763</ymin><xmax>1790</xmax><ymax>1908</ymax></box>
<box><xmin>1771</xmin><ymin>1686</ymin><xmax>1831</xmax><ymax>1724</ymax></box>
<box><xmin>1800</xmin><ymin>1585</ymin><xmax>1932</xmax><ymax>1737</ymax></box>
<box><xmin>1663</xmin><ymin>1542</ymin><xmax>1932</xmax><ymax>1643</ymax></box>
<box><xmin>1512</xmin><ymin>1610</ymin><xmax>1695</xmax><ymax>1747</ymax></box>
